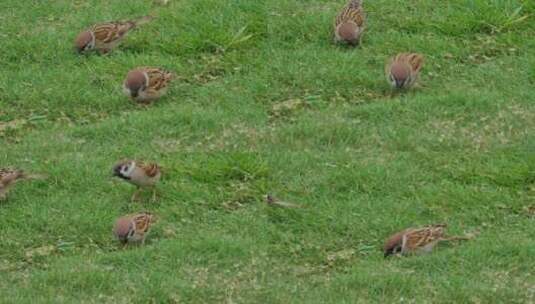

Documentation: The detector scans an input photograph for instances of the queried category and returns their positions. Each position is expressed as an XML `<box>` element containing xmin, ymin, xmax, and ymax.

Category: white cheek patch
<box><xmin>143</xmin><ymin>72</ymin><xmax>150</xmax><ymax>90</ymax></box>
<box><xmin>122</xmin><ymin>83</ymin><xmax>131</xmax><ymax>95</ymax></box>
<box><xmin>87</xmin><ymin>31</ymin><xmax>96</xmax><ymax>50</ymax></box>
<box><xmin>389</xmin><ymin>75</ymin><xmax>396</xmax><ymax>86</ymax></box>
<box><xmin>121</xmin><ymin>162</ymin><xmax>136</xmax><ymax>176</ymax></box>
<box><xmin>334</xmin><ymin>24</ymin><xmax>342</xmax><ymax>41</ymax></box>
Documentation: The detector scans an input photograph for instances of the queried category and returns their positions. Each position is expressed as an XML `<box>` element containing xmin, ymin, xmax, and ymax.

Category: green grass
<box><xmin>1</xmin><ymin>0</ymin><xmax>534</xmax><ymax>302</ymax></box>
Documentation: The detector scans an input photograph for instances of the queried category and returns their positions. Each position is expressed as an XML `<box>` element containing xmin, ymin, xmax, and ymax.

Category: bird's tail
<box><xmin>270</xmin><ymin>200</ymin><xmax>304</xmax><ymax>209</ymax></box>
<box><xmin>348</xmin><ymin>0</ymin><xmax>362</xmax><ymax>9</ymax></box>
<box><xmin>21</xmin><ymin>172</ymin><xmax>47</xmax><ymax>180</ymax></box>
<box><xmin>133</xmin><ymin>15</ymin><xmax>155</xmax><ymax>26</ymax></box>
<box><xmin>443</xmin><ymin>235</ymin><xmax>473</xmax><ymax>242</ymax></box>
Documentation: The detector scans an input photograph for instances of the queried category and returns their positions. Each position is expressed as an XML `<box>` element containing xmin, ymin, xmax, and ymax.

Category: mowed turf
<box><xmin>1</xmin><ymin>0</ymin><xmax>534</xmax><ymax>302</ymax></box>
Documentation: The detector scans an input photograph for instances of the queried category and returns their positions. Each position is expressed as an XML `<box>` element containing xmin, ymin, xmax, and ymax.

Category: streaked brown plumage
<box><xmin>112</xmin><ymin>160</ymin><xmax>162</xmax><ymax>202</ymax></box>
<box><xmin>0</xmin><ymin>168</ymin><xmax>43</xmax><ymax>201</ymax></box>
<box><xmin>385</xmin><ymin>53</ymin><xmax>424</xmax><ymax>89</ymax></box>
<box><xmin>383</xmin><ymin>224</ymin><xmax>471</xmax><ymax>257</ymax></box>
<box><xmin>74</xmin><ymin>15</ymin><xmax>153</xmax><ymax>54</ymax></box>
<box><xmin>334</xmin><ymin>0</ymin><xmax>365</xmax><ymax>46</ymax></box>
<box><xmin>114</xmin><ymin>212</ymin><xmax>155</xmax><ymax>245</ymax></box>
<box><xmin>123</xmin><ymin>67</ymin><xmax>173</xmax><ymax>103</ymax></box>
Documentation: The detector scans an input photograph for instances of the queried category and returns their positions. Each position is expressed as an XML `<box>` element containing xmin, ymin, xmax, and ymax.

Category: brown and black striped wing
<box><xmin>404</xmin><ymin>226</ymin><xmax>444</xmax><ymax>251</ymax></box>
<box><xmin>132</xmin><ymin>214</ymin><xmax>152</xmax><ymax>234</ymax></box>
<box><xmin>335</xmin><ymin>0</ymin><xmax>365</xmax><ymax>27</ymax></box>
<box><xmin>407</xmin><ymin>53</ymin><xmax>424</xmax><ymax>73</ymax></box>
<box><xmin>92</xmin><ymin>21</ymin><xmax>135</xmax><ymax>44</ymax></box>
<box><xmin>395</xmin><ymin>53</ymin><xmax>424</xmax><ymax>73</ymax></box>
<box><xmin>139</xmin><ymin>161</ymin><xmax>161</xmax><ymax>178</ymax></box>
<box><xmin>144</xmin><ymin>68</ymin><xmax>173</xmax><ymax>91</ymax></box>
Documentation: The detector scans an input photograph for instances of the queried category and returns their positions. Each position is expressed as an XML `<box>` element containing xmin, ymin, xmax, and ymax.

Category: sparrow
<box><xmin>112</xmin><ymin>160</ymin><xmax>162</xmax><ymax>202</ymax></box>
<box><xmin>334</xmin><ymin>0</ymin><xmax>365</xmax><ymax>46</ymax></box>
<box><xmin>383</xmin><ymin>224</ymin><xmax>472</xmax><ymax>257</ymax></box>
<box><xmin>74</xmin><ymin>15</ymin><xmax>153</xmax><ymax>54</ymax></box>
<box><xmin>0</xmin><ymin>168</ymin><xmax>44</xmax><ymax>201</ymax></box>
<box><xmin>265</xmin><ymin>194</ymin><xmax>303</xmax><ymax>208</ymax></box>
<box><xmin>113</xmin><ymin>212</ymin><xmax>155</xmax><ymax>245</ymax></box>
<box><xmin>123</xmin><ymin>67</ymin><xmax>174</xmax><ymax>103</ymax></box>
<box><xmin>385</xmin><ymin>53</ymin><xmax>424</xmax><ymax>89</ymax></box>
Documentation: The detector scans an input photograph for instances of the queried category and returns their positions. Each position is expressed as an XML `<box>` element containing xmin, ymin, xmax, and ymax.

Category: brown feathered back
<box><xmin>92</xmin><ymin>16</ymin><xmax>152</xmax><ymax>42</ymax></box>
<box><xmin>335</xmin><ymin>0</ymin><xmax>365</xmax><ymax>27</ymax></box>
<box><xmin>141</xmin><ymin>162</ymin><xmax>161</xmax><ymax>178</ymax></box>
<box><xmin>143</xmin><ymin>67</ymin><xmax>173</xmax><ymax>91</ymax></box>
<box><xmin>402</xmin><ymin>224</ymin><xmax>445</xmax><ymax>252</ymax></box>
<box><xmin>132</xmin><ymin>213</ymin><xmax>154</xmax><ymax>233</ymax></box>
<box><xmin>92</xmin><ymin>22</ymin><xmax>133</xmax><ymax>43</ymax></box>
<box><xmin>384</xmin><ymin>224</ymin><xmax>447</xmax><ymax>257</ymax></box>
<box><xmin>406</xmin><ymin>53</ymin><xmax>424</xmax><ymax>73</ymax></box>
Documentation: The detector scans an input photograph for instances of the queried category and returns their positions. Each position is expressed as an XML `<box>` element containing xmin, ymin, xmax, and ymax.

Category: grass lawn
<box><xmin>1</xmin><ymin>0</ymin><xmax>534</xmax><ymax>302</ymax></box>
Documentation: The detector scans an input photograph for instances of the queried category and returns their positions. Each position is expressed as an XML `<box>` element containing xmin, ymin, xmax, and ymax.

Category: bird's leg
<box><xmin>131</xmin><ymin>187</ymin><xmax>141</xmax><ymax>202</ymax></box>
<box><xmin>99</xmin><ymin>48</ymin><xmax>111</xmax><ymax>55</ymax></box>
<box><xmin>139</xmin><ymin>99</ymin><xmax>153</xmax><ymax>106</ymax></box>
<box><xmin>152</xmin><ymin>186</ymin><xmax>157</xmax><ymax>203</ymax></box>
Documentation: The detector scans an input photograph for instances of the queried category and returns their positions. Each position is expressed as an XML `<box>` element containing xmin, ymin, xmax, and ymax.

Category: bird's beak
<box><xmin>348</xmin><ymin>39</ymin><xmax>358</xmax><ymax>46</ymax></box>
<box><xmin>112</xmin><ymin>166</ymin><xmax>121</xmax><ymax>177</ymax></box>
